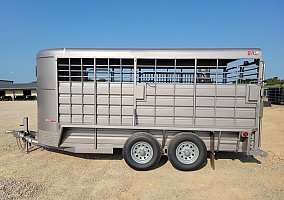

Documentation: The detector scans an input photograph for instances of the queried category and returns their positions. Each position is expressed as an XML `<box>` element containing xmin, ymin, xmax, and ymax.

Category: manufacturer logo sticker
<box><xmin>248</xmin><ymin>50</ymin><xmax>260</xmax><ymax>55</ymax></box>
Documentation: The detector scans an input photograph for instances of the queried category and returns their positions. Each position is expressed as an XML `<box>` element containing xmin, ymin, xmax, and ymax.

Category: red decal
<box><xmin>46</xmin><ymin>119</ymin><xmax>57</xmax><ymax>123</ymax></box>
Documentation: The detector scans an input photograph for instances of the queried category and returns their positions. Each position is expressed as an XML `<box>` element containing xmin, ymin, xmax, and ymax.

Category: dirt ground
<box><xmin>0</xmin><ymin>101</ymin><xmax>283</xmax><ymax>200</ymax></box>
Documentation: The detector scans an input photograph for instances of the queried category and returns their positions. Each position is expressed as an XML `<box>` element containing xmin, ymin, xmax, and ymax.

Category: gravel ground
<box><xmin>0</xmin><ymin>101</ymin><xmax>283</xmax><ymax>200</ymax></box>
<box><xmin>0</xmin><ymin>177</ymin><xmax>43</xmax><ymax>199</ymax></box>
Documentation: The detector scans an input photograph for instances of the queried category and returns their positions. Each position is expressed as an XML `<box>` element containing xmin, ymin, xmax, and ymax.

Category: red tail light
<box><xmin>242</xmin><ymin>132</ymin><xmax>249</xmax><ymax>137</ymax></box>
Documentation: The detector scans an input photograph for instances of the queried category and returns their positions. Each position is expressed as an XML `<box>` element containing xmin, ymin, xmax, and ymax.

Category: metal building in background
<box><xmin>0</xmin><ymin>81</ymin><xmax>37</xmax><ymax>101</ymax></box>
<box><xmin>9</xmin><ymin>48</ymin><xmax>267</xmax><ymax>171</ymax></box>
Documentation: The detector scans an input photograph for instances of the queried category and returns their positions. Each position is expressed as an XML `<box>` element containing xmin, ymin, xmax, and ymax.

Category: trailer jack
<box><xmin>6</xmin><ymin>117</ymin><xmax>38</xmax><ymax>154</ymax></box>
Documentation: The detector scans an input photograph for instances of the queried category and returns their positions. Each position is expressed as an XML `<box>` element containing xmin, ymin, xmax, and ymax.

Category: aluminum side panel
<box><xmin>37</xmin><ymin>89</ymin><xmax>58</xmax><ymax>146</ymax></box>
<box><xmin>37</xmin><ymin>57</ymin><xmax>56</xmax><ymax>89</ymax></box>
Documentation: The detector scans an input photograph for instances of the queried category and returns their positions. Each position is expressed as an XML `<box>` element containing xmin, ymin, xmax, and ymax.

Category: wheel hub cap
<box><xmin>184</xmin><ymin>149</ymin><xmax>190</xmax><ymax>156</ymax></box>
<box><xmin>138</xmin><ymin>148</ymin><xmax>146</xmax><ymax>156</ymax></box>
<box><xmin>131</xmin><ymin>142</ymin><xmax>153</xmax><ymax>164</ymax></box>
<box><xmin>176</xmin><ymin>141</ymin><xmax>200</xmax><ymax>164</ymax></box>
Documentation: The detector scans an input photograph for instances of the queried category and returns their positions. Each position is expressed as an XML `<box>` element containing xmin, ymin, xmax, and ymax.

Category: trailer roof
<box><xmin>37</xmin><ymin>48</ymin><xmax>262</xmax><ymax>59</ymax></box>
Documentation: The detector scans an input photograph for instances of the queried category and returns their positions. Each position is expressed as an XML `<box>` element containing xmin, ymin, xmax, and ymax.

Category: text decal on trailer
<box><xmin>46</xmin><ymin>119</ymin><xmax>57</xmax><ymax>123</ymax></box>
<box><xmin>248</xmin><ymin>50</ymin><xmax>260</xmax><ymax>55</ymax></box>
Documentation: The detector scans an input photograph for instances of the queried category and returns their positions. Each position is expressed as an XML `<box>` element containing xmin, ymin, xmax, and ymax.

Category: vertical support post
<box><xmin>120</xmin><ymin>58</ymin><xmax>122</xmax><ymax>125</ymax></box>
<box><xmin>161</xmin><ymin>129</ymin><xmax>166</xmax><ymax>149</ymax></box>
<box><xmin>256</xmin><ymin>60</ymin><xmax>265</xmax><ymax>148</ymax></box>
<box><xmin>133</xmin><ymin>58</ymin><xmax>137</xmax><ymax>126</ymax></box>
<box><xmin>223</xmin><ymin>68</ymin><xmax>227</xmax><ymax>84</ymax></box>
<box><xmin>236</xmin><ymin>131</ymin><xmax>241</xmax><ymax>152</ymax></box>
<box><xmin>173</xmin><ymin>59</ymin><xmax>176</xmax><ymax>126</ymax></box>
<box><xmin>26</xmin><ymin>140</ymin><xmax>29</xmax><ymax>154</ymax></box>
<box><xmin>94</xmin><ymin>58</ymin><xmax>97</xmax><ymax>125</ymax></box>
<box><xmin>69</xmin><ymin>58</ymin><xmax>72</xmax><ymax>124</ymax></box>
<box><xmin>154</xmin><ymin>59</ymin><xmax>157</xmax><ymax>126</ymax></box>
<box><xmin>23</xmin><ymin>117</ymin><xmax>29</xmax><ymax>154</ymax></box>
<box><xmin>81</xmin><ymin>58</ymin><xmax>84</xmax><ymax>123</ymax></box>
<box><xmin>246</xmin><ymin>131</ymin><xmax>252</xmax><ymax>155</ymax></box>
<box><xmin>94</xmin><ymin>128</ymin><xmax>97</xmax><ymax>149</ymax></box>
<box><xmin>210</xmin><ymin>131</ymin><xmax>215</xmax><ymax>170</ymax></box>
<box><xmin>214</xmin><ymin>59</ymin><xmax>218</xmax><ymax>126</ymax></box>
<box><xmin>234</xmin><ymin>60</ymin><xmax>239</xmax><ymax>128</ymax></box>
<box><xmin>217</xmin><ymin>131</ymin><xmax>221</xmax><ymax>152</ymax></box>
<box><xmin>108</xmin><ymin>58</ymin><xmax>110</xmax><ymax>125</ymax></box>
<box><xmin>193</xmin><ymin>59</ymin><xmax>197</xmax><ymax>127</ymax></box>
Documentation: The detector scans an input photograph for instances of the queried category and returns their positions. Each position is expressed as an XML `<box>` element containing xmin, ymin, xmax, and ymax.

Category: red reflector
<box><xmin>242</xmin><ymin>132</ymin><xmax>249</xmax><ymax>137</ymax></box>
<box><xmin>46</xmin><ymin>119</ymin><xmax>57</xmax><ymax>123</ymax></box>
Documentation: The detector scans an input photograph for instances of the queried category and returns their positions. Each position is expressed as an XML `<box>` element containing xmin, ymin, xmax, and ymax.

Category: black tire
<box><xmin>168</xmin><ymin>133</ymin><xmax>207</xmax><ymax>171</ymax></box>
<box><xmin>123</xmin><ymin>132</ymin><xmax>162</xmax><ymax>171</ymax></box>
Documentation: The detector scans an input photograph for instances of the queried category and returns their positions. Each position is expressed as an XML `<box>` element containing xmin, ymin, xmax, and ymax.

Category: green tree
<box><xmin>265</xmin><ymin>77</ymin><xmax>281</xmax><ymax>85</ymax></box>
<box><xmin>264</xmin><ymin>77</ymin><xmax>284</xmax><ymax>88</ymax></box>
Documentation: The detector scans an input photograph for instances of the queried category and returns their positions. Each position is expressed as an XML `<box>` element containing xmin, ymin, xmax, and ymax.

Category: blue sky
<box><xmin>0</xmin><ymin>0</ymin><xmax>283</xmax><ymax>83</ymax></box>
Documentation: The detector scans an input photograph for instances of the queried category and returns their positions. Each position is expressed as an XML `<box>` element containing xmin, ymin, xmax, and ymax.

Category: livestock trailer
<box><xmin>10</xmin><ymin>48</ymin><xmax>267</xmax><ymax>171</ymax></box>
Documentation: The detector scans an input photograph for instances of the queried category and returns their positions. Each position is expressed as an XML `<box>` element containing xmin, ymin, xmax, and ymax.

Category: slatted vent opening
<box><xmin>58</xmin><ymin>58</ymin><xmax>260</xmax><ymax>84</ymax></box>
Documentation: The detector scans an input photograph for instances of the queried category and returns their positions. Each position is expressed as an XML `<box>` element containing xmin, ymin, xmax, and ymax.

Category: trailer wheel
<box><xmin>123</xmin><ymin>132</ymin><xmax>161</xmax><ymax>171</ymax></box>
<box><xmin>168</xmin><ymin>133</ymin><xmax>207</xmax><ymax>171</ymax></box>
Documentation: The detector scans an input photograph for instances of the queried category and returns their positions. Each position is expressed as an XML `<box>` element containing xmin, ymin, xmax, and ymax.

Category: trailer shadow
<box><xmin>157</xmin><ymin>155</ymin><xmax>169</xmax><ymax>168</ymax></box>
<box><xmin>27</xmin><ymin>145</ymin><xmax>44</xmax><ymax>153</ymax></box>
<box><xmin>214</xmin><ymin>152</ymin><xmax>261</xmax><ymax>164</ymax></box>
<box><xmin>40</xmin><ymin>147</ymin><xmax>169</xmax><ymax>169</ymax></box>
<box><xmin>28</xmin><ymin>146</ymin><xmax>260</xmax><ymax>170</ymax></box>
<box><xmin>43</xmin><ymin>148</ymin><xmax>124</xmax><ymax>160</ymax></box>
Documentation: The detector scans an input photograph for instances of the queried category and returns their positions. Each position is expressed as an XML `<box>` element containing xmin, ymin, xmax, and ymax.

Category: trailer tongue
<box><xmin>6</xmin><ymin>117</ymin><xmax>38</xmax><ymax>153</ymax></box>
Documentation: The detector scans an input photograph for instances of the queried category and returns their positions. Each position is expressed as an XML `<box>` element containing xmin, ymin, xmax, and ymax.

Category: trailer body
<box><xmin>35</xmin><ymin>48</ymin><xmax>265</xmax><ymax>161</ymax></box>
